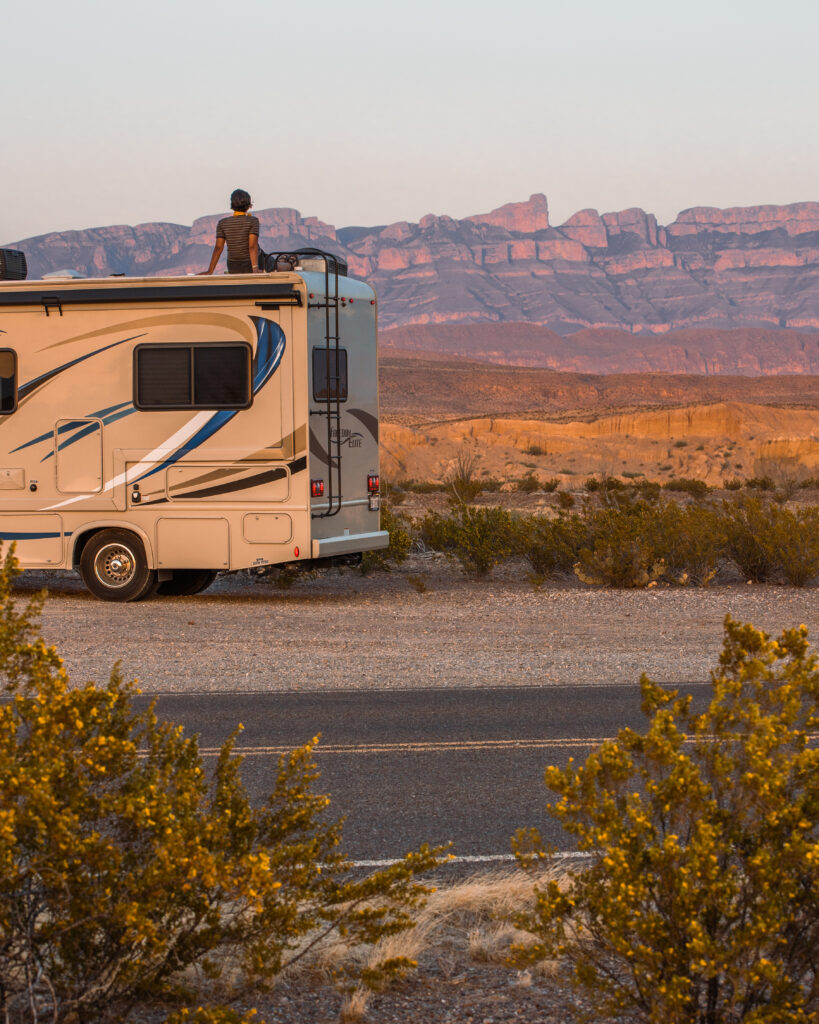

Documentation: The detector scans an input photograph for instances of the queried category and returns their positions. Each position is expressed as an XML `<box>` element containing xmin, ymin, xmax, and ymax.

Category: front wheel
<box><xmin>79</xmin><ymin>530</ymin><xmax>157</xmax><ymax>602</ymax></box>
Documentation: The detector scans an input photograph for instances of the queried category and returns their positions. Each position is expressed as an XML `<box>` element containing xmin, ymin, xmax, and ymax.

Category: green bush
<box><xmin>514</xmin><ymin>617</ymin><xmax>819</xmax><ymax>1023</ymax></box>
<box><xmin>0</xmin><ymin>549</ymin><xmax>441</xmax><ymax>1023</ymax></box>
<box><xmin>516</xmin><ymin>474</ymin><xmax>541</xmax><ymax>494</ymax></box>
<box><xmin>516</xmin><ymin>514</ymin><xmax>588</xmax><ymax>579</ymax></box>
<box><xmin>418</xmin><ymin>506</ymin><xmax>516</xmax><ymax>576</ymax></box>
<box><xmin>574</xmin><ymin>502</ymin><xmax>665</xmax><ymax>588</ymax></box>
<box><xmin>479</xmin><ymin>477</ymin><xmax>503</xmax><ymax>493</ymax></box>
<box><xmin>757</xmin><ymin>503</ymin><xmax>819</xmax><ymax>587</ymax></box>
<box><xmin>362</xmin><ymin>504</ymin><xmax>412</xmax><ymax>572</ymax></box>
<box><xmin>721</xmin><ymin>496</ymin><xmax>776</xmax><ymax>582</ymax></box>
<box><xmin>663</xmin><ymin>477</ymin><xmax>710</xmax><ymax>499</ymax></box>
<box><xmin>638</xmin><ymin>501</ymin><xmax>725</xmax><ymax>585</ymax></box>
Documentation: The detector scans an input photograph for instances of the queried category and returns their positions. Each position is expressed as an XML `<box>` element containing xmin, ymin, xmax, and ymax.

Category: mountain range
<box><xmin>6</xmin><ymin>195</ymin><xmax>819</xmax><ymax>374</ymax></box>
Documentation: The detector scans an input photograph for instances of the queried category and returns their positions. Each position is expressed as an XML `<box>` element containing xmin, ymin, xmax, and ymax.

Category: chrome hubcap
<box><xmin>94</xmin><ymin>544</ymin><xmax>137</xmax><ymax>588</ymax></box>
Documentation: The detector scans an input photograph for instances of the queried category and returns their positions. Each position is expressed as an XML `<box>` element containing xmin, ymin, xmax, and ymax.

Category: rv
<box><xmin>0</xmin><ymin>249</ymin><xmax>387</xmax><ymax>600</ymax></box>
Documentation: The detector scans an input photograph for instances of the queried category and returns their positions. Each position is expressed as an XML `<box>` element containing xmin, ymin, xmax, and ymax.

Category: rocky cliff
<box><xmin>7</xmin><ymin>194</ymin><xmax>819</xmax><ymax>344</ymax></box>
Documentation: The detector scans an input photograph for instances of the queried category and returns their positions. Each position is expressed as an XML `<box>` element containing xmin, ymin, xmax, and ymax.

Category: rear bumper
<box><xmin>311</xmin><ymin>530</ymin><xmax>390</xmax><ymax>559</ymax></box>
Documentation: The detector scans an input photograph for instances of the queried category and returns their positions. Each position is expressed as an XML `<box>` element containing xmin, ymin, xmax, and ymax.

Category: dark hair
<box><xmin>230</xmin><ymin>189</ymin><xmax>252</xmax><ymax>212</ymax></box>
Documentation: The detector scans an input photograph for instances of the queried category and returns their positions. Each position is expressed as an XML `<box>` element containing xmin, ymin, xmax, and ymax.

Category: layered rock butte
<box><xmin>7</xmin><ymin>196</ymin><xmax>819</xmax><ymax>366</ymax></box>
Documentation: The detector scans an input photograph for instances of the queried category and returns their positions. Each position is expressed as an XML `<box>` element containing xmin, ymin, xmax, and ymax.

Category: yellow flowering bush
<box><xmin>0</xmin><ymin>548</ymin><xmax>441</xmax><ymax>1023</ymax></box>
<box><xmin>514</xmin><ymin>616</ymin><xmax>819</xmax><ymax>1023</ymax></box>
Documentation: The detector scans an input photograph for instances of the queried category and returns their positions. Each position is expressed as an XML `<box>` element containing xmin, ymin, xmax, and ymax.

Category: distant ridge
<box><xmin>6</xmin><ymin>195</ymin><xmax>819</xmax><ymax>351</ymax></box>
<box><xmin>380</xmin><ymin>324</ymin><xmax>819</xmax><ymax>376</ymax></box>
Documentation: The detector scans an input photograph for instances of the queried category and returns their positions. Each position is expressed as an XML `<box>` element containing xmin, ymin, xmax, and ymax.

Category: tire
<box><xmin>79</xmin><ymin>529</ymin><xmax>157</xmax><ymax>602</ymax></box>
<box><xmin>156</xmin><ymin>569</ymin><xmax>218</xmax><ymax>597</ymax></box>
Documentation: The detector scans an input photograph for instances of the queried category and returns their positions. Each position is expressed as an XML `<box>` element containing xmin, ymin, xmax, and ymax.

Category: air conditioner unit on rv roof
<box><xmin>0</xmin><ymin>249</ymin><xmax>27</xmax><ymax>280</ymax></box>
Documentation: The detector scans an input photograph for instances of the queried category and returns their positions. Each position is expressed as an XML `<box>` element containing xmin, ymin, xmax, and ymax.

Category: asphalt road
<box><xmin>138</xmin><ymin>685</ymin><xmax>712</xmax><ymax>862</ymax></box>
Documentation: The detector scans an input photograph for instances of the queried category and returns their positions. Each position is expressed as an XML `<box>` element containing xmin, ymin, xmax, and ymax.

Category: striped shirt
<box><xmin>216</xmin><ymin>214</ymin><xmax>260</xmax><ymax>273</ymax></box>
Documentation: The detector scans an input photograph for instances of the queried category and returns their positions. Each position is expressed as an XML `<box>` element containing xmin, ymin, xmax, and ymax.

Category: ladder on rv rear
<box><xmin>267</xmin><ymin>247</ymin><xmax>343</xmax><ymax>518</ymax></box>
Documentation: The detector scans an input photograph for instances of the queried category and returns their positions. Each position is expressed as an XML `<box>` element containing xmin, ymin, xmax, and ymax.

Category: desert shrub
<box><xmin>723</xmin><ymin>477</ymin><xmax>743</xmax><ymax>491</ymax></box>
<box><xmin>756</xmin><ymin>503</ymin><xmax>819</xmax><ymax>586</ymax></box>
<box><xmin>516</xmin><ymin>474</ymin><xmax>541</xmax><ymax>494</ymax></box>
<box><xmin>633</xmin><ymin>480</ymin><xmax>661</xmax><ymax>502</ymax></box>
<box><xmin>400</xmin><ymin>480</ymin><xmax>448</xmax><ymax>494</ymax></box>
<box><xmin>721</xmin><ymin>496</ymin><xmax>777</xmax><ymax>582</ymax></box>
<box><xmin>541</xmin><ymin>477</ymin><xmax>560</xmax><ymax>493</ymax></box>
<box><xmin>164</xmin><ymin>1010</ymin><xmax>261</xmax><ymax>1024</ymax></box>
<box><xmin>746</xmin><ymin>475</ymin><xmax>775</xmax><ymax>491</ymax></box>
<box><xmin>513</xmin><ymin>617</ymin><xmax>819</xmax><ymax>1024</ymax></box>
<box><xmin>672</xmin><ymin>439</ymin><xmax>688</xmax><ymax>448</ymax></box>
<box><xmin>557</xmin><ymin>491</ymin><xmax>575</xmax><ymax>510</ymax></box>
<box><xmin>418</xmin><ymin>506</ymin><xmax>516</xmax><ymax>576</ymax></box>
<box><xmin>0</xmin><ymin>548</ymin><xmax>440</xmax><ymax>1023</ymax></box>
<box><xmin>446</xmin><ymin>447</ymin><xmax>481</xmax><ymax>503</ymax></box>
<box><xmin>663</xmin><ymin>477</ymin><xmax>709</xmax><ymax>499</ymax></box>
<box><xmin>584</xmin><ymin>475</ymin><xmax>625</xmax><ymax>495</ymax></box>
<box><xmin>479</xmin><ymin>477</ymin><xmax>503</xmax><ymax>493</ymax></box>
<box><xmin>516</xmin><ymin>514</ymin><xmax>587</xmax><ymax>579</ymax></box>
<box><xmin>643</xmin><ymin>501</ymin><xmax>726</xmax><ymax>585</ymax></box>
<box><xmin>574</xmin><ymin>503</ymin><xmax>665</xmax><ymax>588</ymax></box>
<box><xmin>525</xmin><ymin>444</ymin><xmax>545</xmax><ymax>456</ymax></box>
<box><xmin>362</xmin><ymin>504</ymin><xmax>412</xmax><ymax>572</ymax></box>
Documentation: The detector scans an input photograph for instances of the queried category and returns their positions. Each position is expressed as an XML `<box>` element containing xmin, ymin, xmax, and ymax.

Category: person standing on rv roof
<box><xmin>200</xmin><ymin>189</ymin><xmax>261</xmax><ymax>274</ymax></box>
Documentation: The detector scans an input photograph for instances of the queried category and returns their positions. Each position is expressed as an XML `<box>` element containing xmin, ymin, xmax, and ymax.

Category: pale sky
<box><xmin>1</xmin><ymin>0</ymin><xmax>817</xmax><ymax>243</ymax></box>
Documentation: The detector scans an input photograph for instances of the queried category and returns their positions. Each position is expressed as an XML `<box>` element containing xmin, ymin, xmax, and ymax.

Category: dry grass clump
<box><xmin>289</xmin><ymin>868</ymin><xmax>558</xmax><ymax>1020</ymax></box>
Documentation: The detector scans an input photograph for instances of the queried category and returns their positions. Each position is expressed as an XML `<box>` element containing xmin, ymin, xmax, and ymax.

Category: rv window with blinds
<box><xmin>312</xmin><ymin>347</ymin><xmax>348</xmax><ymax>402</ymax></box>
<box><xmin>134</xmin><ymin>344</ymin><xmax>252</xmax><ymax>410</ymax></box>
<box><xmin>0</xmin><ymin>350</ymin><xmax>16</xmax><ymax>414</ymax></box>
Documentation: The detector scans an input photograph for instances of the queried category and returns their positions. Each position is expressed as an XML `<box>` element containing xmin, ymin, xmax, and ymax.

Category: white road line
<box><xmin>142</xmin><ymin>734</ymin><xmax>819</xmax><ymax>758</ymax></box>
<box><xmin>351</xmin><ymin>852</ymin><xmax>593</xmax><ymax>867</ymax></box>
<box><xmin>193</xmin><ymin>738</ymin><xmax>613</xmax><ymax>757</ymax></box>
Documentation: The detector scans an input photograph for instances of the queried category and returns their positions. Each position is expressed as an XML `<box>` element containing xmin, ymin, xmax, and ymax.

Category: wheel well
<box><xmin>71</xmin><ymin>527</ymin><xmax>149</xmax><ymax>569</ymax></box>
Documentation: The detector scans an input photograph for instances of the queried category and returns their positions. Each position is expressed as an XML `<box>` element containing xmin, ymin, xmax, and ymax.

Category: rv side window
<box><xmin>0</xmin><ymin>350</ymin><xmax>16</xmax><ymax>414</ymax></box>
<box><xmin>312</xmin><ymin>347</ymin><xmax>348</xmax><ymax>402</ymax></box>
<box><xmin>135</xmin><ymin>344</ymin><xmax>252</xmax><ymax>410</ymax></box>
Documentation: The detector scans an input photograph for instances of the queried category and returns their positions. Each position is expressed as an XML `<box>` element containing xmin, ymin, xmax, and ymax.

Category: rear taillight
<box><xmin>311</xmin><ymin>479</ymin><xmax>324</xmax><ymax>497</ymax></box>
<box><xmin>367</xmin><ymin>474</ymin><xmax>380</xmax><ymax>494</ymax></box>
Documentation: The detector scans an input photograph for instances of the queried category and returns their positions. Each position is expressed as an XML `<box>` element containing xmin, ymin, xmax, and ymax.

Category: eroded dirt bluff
<box><xmin>378</xmin><ymin>357</ymin><xmax>819</xmax><ymax>484</ymax></box>
<box><xmin>8</xmin><ymin>195</ymin><xmax>819</xmax><ymax>339</ymax></box>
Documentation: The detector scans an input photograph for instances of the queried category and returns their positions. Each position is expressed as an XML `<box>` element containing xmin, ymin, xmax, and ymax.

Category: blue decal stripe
<box><xmin>133</xmin><ymin>319</ymin><xmax>286</xmax><ymax>484</ymax></box>
<box><xmin>0</xmin><ymin>532</ymin><xmax>60</xmax><ymax>540</ymax></box>
<box><xmin>40</xmin><ymin>421</ymin><xmax>103</xmax><ymax>462</ymax></box>
<box><xmin>101</xmin><ymin>407</ymin><xmax>136</xmax><ymax>426</ymax></box>
<box><xmin>17</xmin><ymin>334</ymin><xmax>145</xmax><ymax>402</ymax></box>
<box><xmin>13</xmin><ymin>417</ymin><xmax>97</xmax><ymax>454</ymax></box>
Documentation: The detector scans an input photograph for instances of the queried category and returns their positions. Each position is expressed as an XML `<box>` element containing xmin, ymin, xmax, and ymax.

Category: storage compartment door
<box><xmin>55</xmin><ymin>419</ymin><xmax>103</xmax><ymax>493</ymax></box>
<box><xmin>155</xmin><ymin>517</ymin><xmax>229</xmax><ymax>569</ymax></box>
<box><xmin>0</xmin><ymin>514</ymin><xmax>63</xmax><ymax>565</ymax></box>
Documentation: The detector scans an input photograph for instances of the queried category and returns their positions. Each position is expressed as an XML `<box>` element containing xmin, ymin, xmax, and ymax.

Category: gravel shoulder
<box><xmin>17</xmin><ymin>555</ymin><xmax>819</xmax><ymax>695</ymax></box>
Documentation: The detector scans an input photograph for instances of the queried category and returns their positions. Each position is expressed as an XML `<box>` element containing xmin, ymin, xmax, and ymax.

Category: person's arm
<box><xmin>198</xmin><ymin>237</ymin><xmax>225</xmax><ymax>275</ymax></box>
<box><xmin>249</xmin><ymin>233</ymin><xmax>260</xmax><ymax>272</ymax></box>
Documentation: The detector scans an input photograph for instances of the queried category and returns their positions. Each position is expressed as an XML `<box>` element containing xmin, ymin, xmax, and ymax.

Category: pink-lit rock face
<box><xmin>8</xmin><ymin>195</ymin><xmax>819</xmax><ymax>339</ymax></box>
<box><xmin>602</xmin><ymin>208</ymin><xmax>659</xmax><ymax>246</ymax></box>
<box><xmin>465</xmin><ymin>193</ymin><xmax>550</xmax><ymax>233</ymax></box>
<box><xmin>668</xmin><ymin>203</ymin><xmax>819</xmax><ymax>237</ymax></box>
<box><xmin>560</xmin><ymin>209</ymin><xmax>607</xmax><ymax>248</ymax></box>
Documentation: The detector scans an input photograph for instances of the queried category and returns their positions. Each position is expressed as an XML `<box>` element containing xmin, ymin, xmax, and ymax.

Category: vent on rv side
<box><xmin>0</xmin><ymin>249</ymin><xmax>27</xmax><ymax>281</ymax></box>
